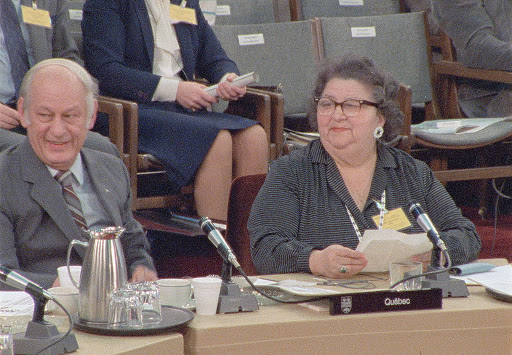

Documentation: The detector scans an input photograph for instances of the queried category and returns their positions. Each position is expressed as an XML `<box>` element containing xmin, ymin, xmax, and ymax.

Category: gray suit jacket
<box><xmin>21</xmin><ymin>0</ymin><xmax>81</xmax><ymax>64</ymax></box>
<box><xmin>432</xmin><ymin>0</ymin><xmax>512</xmax><ymax>117</ymax></box>
<box><xmin>0</xmin><ymin>139</ymin><xmax>155</xmax><ymax>289</ymax></box>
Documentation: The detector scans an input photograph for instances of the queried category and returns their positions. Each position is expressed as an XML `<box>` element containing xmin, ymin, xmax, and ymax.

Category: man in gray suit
<box><xmin>432</xmin><ymin>0</ymin><xmax>512</xmax><ymax>118</ymax></box>
<box><xmin>0</xmin><ymin>0</ymin><xmax>117</xmax><ymax>155</ymax></box>
<box><xmin>0</xmin><ymin>58</ymin><xmax>157</xmax><ymax>289</ymax></box>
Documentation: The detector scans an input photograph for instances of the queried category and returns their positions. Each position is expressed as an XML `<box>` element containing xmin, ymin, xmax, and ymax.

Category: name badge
<box><xmin>169</xmin><ymin>4</ymin><xmax>197</xmax><ymax>25</ymax></box>
<box><xmin>22</xmin><ymin>5</ymin><xmax>52</xmax><ymax>28</ymax></box>
<box><xmin>372</xmin><ymin>207</ymin><xmax>411</xmax><ymax>231</ymax></box>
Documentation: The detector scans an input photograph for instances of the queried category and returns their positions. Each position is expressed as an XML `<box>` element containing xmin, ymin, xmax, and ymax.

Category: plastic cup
<box><xmin>46</xmin><ymin>286</ymin><xmax>79</xmax><ymax>315</ymax></box>
<box><xmin>57</xmin><ymin>265</ymin><xmax>81</xmax><ymax>290</ymax></box>
<box><xmin>389</xmin><ymin>260</ymin><xmax>423</xmax><ymax>290</ymax></box>
<box><xmin>192</xmin><ymin>277</ymin><xmax>222</xmax><ymax>315</ymax></box>
<box><xmin>158</xmin><ymin>279</ymin><xmax>192</xmax><ymax>308</ymax></box>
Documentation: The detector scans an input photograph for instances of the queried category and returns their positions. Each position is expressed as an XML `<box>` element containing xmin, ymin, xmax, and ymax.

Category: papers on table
<box><xmin>411</xmin><ymin>117</ymin><xmax>510</xmax><ymax>134</ymax></box>
<box><xmin>0</xmin><ymin>292</ymin><xmax>34</xmax><ymax>316</ymax></box>
<box><xmin>468</xmin><ymin>265</ymin><xmax>512</xmax><ymax>295</ymax></box>
<box><xmin>356</xmin><ymin>229</ymin><xmax>432</xmax><ymax>272</ymax></box>
<box><xmin>252</xmin><ymin>278</ymin><xmax>340</xmax><ymax>297</ymax></box>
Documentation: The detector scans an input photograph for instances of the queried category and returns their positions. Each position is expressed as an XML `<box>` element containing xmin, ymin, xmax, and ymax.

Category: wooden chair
<box><xmin>314</xmin><ymin>11</ymin><xmax>512</xmax><ymax>211</ymax></box>
<box><xmin>225</xmin><ymin>174</ymin><xmax>267</xmax><ymax>276</ymax></box>
<box><xmin>413</xmin><ymin>22</ymin><xmax>512</xmax><ymax>213</ymax></box>
<box><xmin>100</xmin><ymin>92</ymin><xmax>272</xmax><ymax>212</ymax></box>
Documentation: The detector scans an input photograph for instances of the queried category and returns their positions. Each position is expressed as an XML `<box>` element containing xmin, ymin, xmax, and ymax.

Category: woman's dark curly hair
<box><xmin>307</xmin><ymin>54</ymin><xmax>404</xmax><ymax>143</ymax></box>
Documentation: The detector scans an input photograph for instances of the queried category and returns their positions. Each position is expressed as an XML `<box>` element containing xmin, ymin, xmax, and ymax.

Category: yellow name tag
<box><xmin>169</xmin><ymin>4</ymin><xmax>197</xmax><ymax>25</ymax></box>
<box><xmin>22</xmin><ymin>5</ymin><xmax>52</xmax><ymax>28</ymax></box>
<box><xmin>372</xmin><ymin>207</ymin><xmax>412</xmax><ymax>231</ymax></box>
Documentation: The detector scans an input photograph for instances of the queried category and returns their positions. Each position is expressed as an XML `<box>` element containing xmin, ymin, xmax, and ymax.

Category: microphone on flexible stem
<box><xmin>0</xmin><ymin>266</ymin><xmax>54</xmax><ymax>302</ymax></box>
<box><xmin>0</xmin><ymin>265</ymin><xmax>79</xmax><ymax>354</ymax></box>
<box><xmin>407</xmin><ymin>202</ymin><xmax>468</xmax><ymax>298</ymax></box>
<box><xmin>199</xmin><ymin>217</ymin><xmax>241</xmax><ymax>269</ymax></box>
<box><xmin>409</xmin><ymin>203</ymin><xmax>447</xmax><ymax>254</ymax></box>
<box><xmin>199</xmin><ymin>217</ymin><xmax>258</xmax><ymax>313</ymax></box>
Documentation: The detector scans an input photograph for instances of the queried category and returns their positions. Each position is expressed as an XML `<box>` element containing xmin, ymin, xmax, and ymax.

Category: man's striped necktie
<box><xmin>55</xmin><ymin>170</ymin><xmax>88</xmax><ymax>230</ymax></box>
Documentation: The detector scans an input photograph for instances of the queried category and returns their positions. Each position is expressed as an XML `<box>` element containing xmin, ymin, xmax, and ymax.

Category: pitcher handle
<box><xmin>66</xmin><ymin>239</ymin><xmax>88</xmax><ymax>290</ymax></box>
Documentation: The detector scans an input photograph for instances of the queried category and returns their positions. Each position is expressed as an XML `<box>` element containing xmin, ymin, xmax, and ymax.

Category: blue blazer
<box><xmin>82</xmin><ymin>0</ymin><xmax>239</xmax><ymax>103</ymax></box>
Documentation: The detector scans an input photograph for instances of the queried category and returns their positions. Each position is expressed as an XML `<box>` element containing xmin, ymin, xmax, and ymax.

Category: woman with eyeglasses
<box><xmin>248</xmin><ymin>55</ymin><xmax>481</xmax><ymax>278</ymax></box>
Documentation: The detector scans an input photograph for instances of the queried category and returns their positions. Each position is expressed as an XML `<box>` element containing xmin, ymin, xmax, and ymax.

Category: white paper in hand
<box><xmin>356</xmin><ymin>229</ymin><xmax>432</xmax><ymax>272</ymax></box>
<box><xmin>204</xmin><ymin>72</ymin><xmax>259</xmax><ymax>97</ymax></box>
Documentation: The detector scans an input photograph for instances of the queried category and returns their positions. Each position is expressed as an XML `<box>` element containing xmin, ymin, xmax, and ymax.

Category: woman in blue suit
<box><xmin>82</xmin><ymin>0</ymin><xmax>268</xmax><ymax>221</ymax></box>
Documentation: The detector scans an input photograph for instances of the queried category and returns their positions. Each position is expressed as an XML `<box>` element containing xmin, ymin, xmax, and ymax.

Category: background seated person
<box><xmin>432</xmin><ymin>0</ymin><xmax>512</xmax><ymax>118</ymax></box>
<box><xmin>0</xmin><ymin>0</ymin><xmax>118</xmax><ymax>156</ymax></box>
<box><xmin>0</xmin><ymin>59</ymin><xmax>157</xmax><ymax>290</ymax></box>
<box><xmin>248</xmin><ymin>55</ymin><xmax>481</xmax><ymax>279</ymax></box>
<box><xmin>82</xmin><ymin>0</ymin><xmax>269</xmax><ymax>221</ymax></box>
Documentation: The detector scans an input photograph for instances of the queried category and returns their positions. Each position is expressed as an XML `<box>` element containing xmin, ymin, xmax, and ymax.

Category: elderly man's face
<box><xmin>18</xmin><ymin>65</ymin><xmax>96</xmax><ymax>171</ymax></box>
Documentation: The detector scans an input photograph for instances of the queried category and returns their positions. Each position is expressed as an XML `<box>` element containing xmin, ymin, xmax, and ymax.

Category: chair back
<box><xmin>212</xmin><ymin>0</ymin><xmax>288</xmax><ymax>25</ymax></box>
<box><xmin>213</xmin><ymin>20</ymin><xmax>320</xmax><ymax>129</ymax></box>
<box><xmin>290</xmin><ymin>0</ymin><xmax>402</xmax><ymax>21</ymax></box>
<box><xmin>67</xmin><ymin>0</ymin><xmax>85</xmax><ymax>55</ymax></box>
<box><xmin>315</xmin><ymin>12</ymin><xmax>433</xmax><ymax>109</ymax></box>
<box><xmin>225</xmin><ymin>174</ymin><xmax>267</xmax><ymax>276</ymax></box>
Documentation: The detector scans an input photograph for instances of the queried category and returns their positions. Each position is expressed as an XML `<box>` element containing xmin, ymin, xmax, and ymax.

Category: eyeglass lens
<box><xmin>316</xmin><ymin>98</ymin><xmax>364</xmax><ymax>117</ymax></box>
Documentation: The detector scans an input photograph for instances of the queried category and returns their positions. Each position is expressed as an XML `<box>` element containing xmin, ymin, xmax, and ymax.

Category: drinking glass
<box><xmin>0</xmin><ymin>326</ymin><xmax>13</xmax><ymax>355</ymax></box>
<box><xmin>128</xmin><ymin>282</ymin><xmax>162</xmax><ymax>325</ymax></box>
<box><xmin>108</xmin><ymin>288</ymin><xmax>143</xmax><ymax>328</ymax></box>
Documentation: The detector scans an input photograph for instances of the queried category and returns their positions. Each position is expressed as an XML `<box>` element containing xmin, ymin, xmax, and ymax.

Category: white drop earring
<box><xmin>373</xmin><ymin>126</ymin><xmax>384</xmax><ymax>139</ymax></box>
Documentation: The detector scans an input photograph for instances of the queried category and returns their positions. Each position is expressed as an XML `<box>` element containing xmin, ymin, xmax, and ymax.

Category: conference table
<box><xmin>72</xmin><ymin>331</ymin><xmax>183</xmax><ymax>354</ymax></box>
<box><xmin>184</xmin><ymin>261</ymin><xmax>512</xmax><ymax>355</ymax></box>
<box><xmin>49</xmin><ymin>259</ymin><xmax>511</xmax><ymax>354</ymax></box>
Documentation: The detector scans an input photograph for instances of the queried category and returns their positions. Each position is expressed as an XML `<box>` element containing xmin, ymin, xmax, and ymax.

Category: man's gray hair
<box><xmin>19</xmin><ymin>58</ymin><xmax>99</xmax><ymax>122</ymax></box>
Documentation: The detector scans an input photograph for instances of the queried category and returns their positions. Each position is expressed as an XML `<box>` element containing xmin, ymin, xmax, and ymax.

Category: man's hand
<box><xmin>0</xmin><ymin>103</ymin><xmax>21</xmax><ymax>129</ymax></box>
<box><xmin>309</xmin><ymin>244</ymin><xmax>368</xmax><ymax>279</ymax></box>
<box><xmin>176</xmin><ymin>81</ymin><xmax>217</xmax><ymax>111</ymax></box>
<box><xmin>52</xmin><ymin>277</ymin><xmax>61</xmax><ymax>288</ymax></box>
<box><xmin>129</xmin><ymin>265</ymin><xmax>158</xmax><ymax>283</ymax></box>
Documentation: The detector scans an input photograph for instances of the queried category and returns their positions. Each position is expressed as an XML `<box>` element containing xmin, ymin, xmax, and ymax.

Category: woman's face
<box><xmin>317</xmin><ymin>78</ymin><xmax>385</xmax><ymax>156</ymax></box>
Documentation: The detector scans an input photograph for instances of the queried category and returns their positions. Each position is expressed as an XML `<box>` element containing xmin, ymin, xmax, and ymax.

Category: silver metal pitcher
<box><xmin>66</xmin><ymin>226</ymin><xmax>128</xmax><ymax>324</ymax></box>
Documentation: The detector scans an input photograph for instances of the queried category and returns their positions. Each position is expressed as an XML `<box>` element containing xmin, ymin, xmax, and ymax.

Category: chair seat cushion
<box><xmin>412</xmin><ymin>117</ymin><xmax>512</xmax><ymax>147</ymax></box>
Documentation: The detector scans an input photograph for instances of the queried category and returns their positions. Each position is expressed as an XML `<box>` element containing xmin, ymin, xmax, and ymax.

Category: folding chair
<box><xmin>213</xmin><ymin>20</ymin><xmax>320</xmax><ymax>139</ymax></box>
<box><xmin>289</xmin><ymin>0</ymin><xmax>404</xmax><ymax>21</ymax></box>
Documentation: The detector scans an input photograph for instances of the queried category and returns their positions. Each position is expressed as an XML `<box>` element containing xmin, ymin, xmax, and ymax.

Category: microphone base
<box><xmin>217</xmin><ymin>281</ymin><xmax>259</xmax><ymax>314</ymax></box>
<box><xmin>13</xmin><ymin>321</ymin><xmax>78</xmax><ymax>355</ymax></box>
<box><xmin>421</xmin><ymin>266</ymin><xmax>469</xmax><ymax>298</ymax></box>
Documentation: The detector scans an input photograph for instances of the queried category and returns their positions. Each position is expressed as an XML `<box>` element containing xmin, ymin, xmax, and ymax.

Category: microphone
<box><xmin>0</xmin><ymin>265</ymin><xmax>53</xmax><ymax>300</ymax></box>
<box><xmin>408</xmin><ymin>202</ymin><xmax>447</xmax><ymax>252</ymax></box>
<box><xmin>199</xmin><ymin>217</ymin><xmax>241</xmax><ymax>269</ymax></box>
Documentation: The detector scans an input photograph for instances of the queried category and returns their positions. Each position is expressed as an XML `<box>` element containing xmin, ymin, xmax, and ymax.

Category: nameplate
<box><xmin>329</xmin><ymin>288</ymin><xmax>442</xmax><ymax>315</ymax></box>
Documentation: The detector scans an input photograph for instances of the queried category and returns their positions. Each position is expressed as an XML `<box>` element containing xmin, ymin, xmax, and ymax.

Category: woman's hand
<box><xmin>176</xmin><ymin>81</ymin><xmax>217</xmax><ymax>111</ymax></box>
<box><xmin>411</xmin><ymin>250</ymin><xmax>432</xmax><ymax>272</ymax></box>
<box><xmin>216</xmin><ymin>73</ymin><xmax>247</xmax><ymax>101</ymax></box>
<box><xmin>309</xmin><ymin>245</ymin><xmax>368</xmax><ymax>279</ymax></box>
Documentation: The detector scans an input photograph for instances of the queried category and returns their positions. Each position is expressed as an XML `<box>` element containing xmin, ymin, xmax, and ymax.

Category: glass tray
<box><xmin>72</xmin><ymin>306</ymin><xmax>194</xmax><ymax>336</ymax></box>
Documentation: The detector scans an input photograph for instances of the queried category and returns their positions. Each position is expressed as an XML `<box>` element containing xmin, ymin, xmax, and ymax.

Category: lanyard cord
<box><xmin>345</xmin><ymin>190</ymin><xmax>386</xmax><ymax>241</ymax></box>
